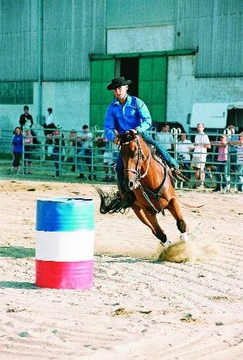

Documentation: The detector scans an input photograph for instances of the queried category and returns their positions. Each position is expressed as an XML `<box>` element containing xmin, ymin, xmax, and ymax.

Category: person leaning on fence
<box><xmin>76</xmin><ymin>124</ymin><xmax>95</xmax><ymax>181</ymax></box>
<box><xmin>52</xmin><ymin>129</ymin><xmax>65</xmax><ymax>177</ymax></box>
<box><xmin>23</xmin><ymin>129</ymin><xmax>34</xmax><ymax>174</ymax></box>
<box><xmin>191</xmin><ymin>123</ymin><xmax>211</xmax><ymax>189</ymax></box>
<box><xmin>230</xmin><ymin>131</ymin><xmax>243</xmax><ymax>192</ymax></box>
<box><xmin>96</xmin><ymin>133</ymin><xmax>118</xmax><ymax>182</ymax></box>
<box><xmin>155</xmin><ymin>122</ymin><xmax>174</xmax><ymax>153</ymax></box>
<box><xmin>19</xmin><ymin>105</ymin><xmax>38</xmax><ymax>146</ymax></box>
<box><xmin>19</xmin><ymin>105</ymin><xmax>34</xmax><ymax>131</ymax></box>
<box><xmin>211</xmin><ymin>135</ymin><xmax>228</xmax><ymax>192</ymax></box>
<box><xmin>43</xmin><ymin>107</ymin><xmax>57</xmax><ymax>136</ymax></box>
<box><xmin>226</xmin><ymin>124</ymin><xmax>238</xmax><ymax>183</ymax></box>
<box><xmin>67</xmin><ymin>129</ymin><xmax>77</xmax><ymax>172</ymax></box>
<box><xmin>103</xmin><ymin>76</ymin><xmax>182</xmax><ymax>210</ymax></box>
<box><xmin>10</xmin><ymin>127</ymin><xmax>23</xmax><ymax>175</ymax></box>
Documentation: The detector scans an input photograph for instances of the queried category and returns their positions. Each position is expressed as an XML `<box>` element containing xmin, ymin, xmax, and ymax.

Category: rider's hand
<box><xmin>114</xmin><ymin>137</ymin><xmax>120</xmax><ymax>145</ymax></box>
<box><xmin>130</xmin><ymin>129</ymin><xmax>137</xmax><ymax>135</ymax></box>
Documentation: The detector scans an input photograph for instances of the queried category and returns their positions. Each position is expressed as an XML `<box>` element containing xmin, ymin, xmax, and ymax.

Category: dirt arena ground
<box><xmin>0</xmin><ymin>179</ymin><xmax>242</xmax><ymax>359</ymax></box>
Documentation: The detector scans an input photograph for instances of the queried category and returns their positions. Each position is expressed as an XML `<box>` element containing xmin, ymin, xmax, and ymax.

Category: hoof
<box><xmin>180</xmin><ymin>232</ymin><xmax>189</xmax><ymax>242</ymax></box>
<box><xmin>161</xmin><ymin>239</ymin><xmax>172</xmax><ymax>249</ymax></box>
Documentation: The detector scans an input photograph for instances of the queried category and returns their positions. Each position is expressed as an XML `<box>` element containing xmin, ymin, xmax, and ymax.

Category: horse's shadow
<box><xmin>95</xmin><ymin>254</ymin><xmax>161</xmax><ymax>264</ymax></box>
<box><xmin>0</xmin><ymin>246</ymin><xmax>37</xmax><ymax>289</ymax></box>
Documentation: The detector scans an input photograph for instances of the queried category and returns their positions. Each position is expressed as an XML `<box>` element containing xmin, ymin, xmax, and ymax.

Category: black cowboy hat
<box><xmin>107</xmin><ymin>77</ymin><xmax>132</xmax><ymax>90</ymax></box>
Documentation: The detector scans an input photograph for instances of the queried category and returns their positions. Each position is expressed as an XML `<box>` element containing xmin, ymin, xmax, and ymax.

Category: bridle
<box><xmin>121</xmin><ymin>136</ymin><xmax>151</xmax><ymax>181</ymax></box>
<box><xmin>120</xmin><ymin>134</ymin><xmax>168</xmax><ymax>214</ymax></box>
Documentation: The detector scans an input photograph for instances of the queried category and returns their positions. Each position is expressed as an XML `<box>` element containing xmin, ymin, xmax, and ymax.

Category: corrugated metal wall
<box><xmin>0</xmin><ymin>0</ymin><xmax>38</xmax><ymax>81</ymax></box>
<box><xmin>0</xmin><ymin>0</ymin><xmax>242</xmax><ymax>81</ymax></box>
<box><xmin>0</xmin><ymin>0</ymin><xmax>106</xmax><ymax>82</ymax></box>
<box><xmin>106</xmin><ymin>0</ymin><xmax>175</xmax><ymax>27</ymax></box>
<box><xmin>43</xmin><ymin>0</ymin><xmax>106</xmax><ymax>81</ymax></box>
<box><xmin>175</xmin><ymin>0</ymin><xmax>243</xmax><ymax>77</ymax></box>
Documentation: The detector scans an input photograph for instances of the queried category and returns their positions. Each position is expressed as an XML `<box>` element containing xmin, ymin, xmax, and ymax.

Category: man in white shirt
<box><xmin>155</xmin><ymin>123</ymin><xmax>174</xmax><ymax>152</ymax></box>
<box><xmin>43</xmin><ymin>108</ymin><xmax>56</xmax><ymax>135</ymax></box>
<box><xmin>177</xmin><ymin>134</ymin><xmax>194</xmax><ymax>178</ymax></box>
<box><xmin>191</xmin><ymin>123</ymin><xmax>211</xmax><ymax>188</ymax></box>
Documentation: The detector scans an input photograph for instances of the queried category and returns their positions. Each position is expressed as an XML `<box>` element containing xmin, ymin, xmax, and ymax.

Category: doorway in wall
<box><xmin>227</xmin><ymin>108</ymin><xmax>243</xmax><ymax>132</ymax></box>
<box><xmin>119</xmin><ymin>57</ymin><xmax>139</xmax><ymax>97</ymax></box>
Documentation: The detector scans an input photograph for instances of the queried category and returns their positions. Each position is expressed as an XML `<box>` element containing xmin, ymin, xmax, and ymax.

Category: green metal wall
<box><xmin>90</xmin><ymin>54</ymin><xmax>167</xmax><ymax>129</ymax></box>
<box><xmin>90</xmin><ymin>59</ymin><xmax>115</xmax><ymax>129</ymax></box>
<box><xmin>139</xmin><ymin>56</ymin><xmax>167</xmax><ymax>123</ymax></box>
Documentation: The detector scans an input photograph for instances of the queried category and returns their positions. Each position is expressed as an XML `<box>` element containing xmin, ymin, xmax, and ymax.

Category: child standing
<box><xmin>11</xmin><ymin>127</ymin><xmax>23</xmax><ymax>174</ymax></box>
<box><xmin>212</xmin><ymin>135</ymin><xmax>228</xmax><ymax>192</ymax></box>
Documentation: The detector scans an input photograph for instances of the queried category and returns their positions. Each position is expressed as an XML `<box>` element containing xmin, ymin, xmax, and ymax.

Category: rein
<box><xmin>121</xmin><ymin>136</ymin><xmax>167</xmax><ymax>214</ymax></box>
<box><xmin>123</xmin><ymin>137</ymin><xmax>151</xmax><ymax>181</ymax></box>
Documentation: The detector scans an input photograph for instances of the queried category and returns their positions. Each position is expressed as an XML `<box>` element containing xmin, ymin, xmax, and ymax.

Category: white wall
<box><xmin>107</xmin><ymin>25</ymin><xmax>175</xmax><ymax>53</ymax></box>
<box><xmin>0</xmin><ymin>81</ymin><xmax>90</xmax><ymax>133</ymax></box>
<box><xmin>167</xmin><ymin>55</ymin><xmax>243</xmax><ymax>131</ymax></box>
<box><xmin>42</xmin><ymin>81</ymin><xmax>90</xmax><ymax>131</ymax></box>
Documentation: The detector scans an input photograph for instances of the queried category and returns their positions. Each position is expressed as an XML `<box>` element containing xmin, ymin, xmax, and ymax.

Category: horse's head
<box><xmin>116</xmin><ymin>130</ymin><xmax>150</xmax><ymax>191</ymax></box>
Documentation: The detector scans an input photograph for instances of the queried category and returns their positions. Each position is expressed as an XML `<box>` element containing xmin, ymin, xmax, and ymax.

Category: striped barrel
<box><xmin>35</xmin><ymin>198</ymin><xmax>94</xmax><ymax>290</ymax></box>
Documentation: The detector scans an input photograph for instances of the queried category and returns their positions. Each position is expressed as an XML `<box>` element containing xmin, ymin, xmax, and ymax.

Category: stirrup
<box><xmin>171</xmin><ymin>168</ymin><xmax>190</xmax><ymax>183</ymax></box>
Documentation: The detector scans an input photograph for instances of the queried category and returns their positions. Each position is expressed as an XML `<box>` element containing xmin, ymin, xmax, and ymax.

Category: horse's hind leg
<box><xmin>132</xmin><ymin>205</ymin><xmax>168</xmax><ymax>243</ymax></box>
<box><xmin>166</xmin><ymin>197</ymin><xmax>189</xmax><ymax>242</ymax></box>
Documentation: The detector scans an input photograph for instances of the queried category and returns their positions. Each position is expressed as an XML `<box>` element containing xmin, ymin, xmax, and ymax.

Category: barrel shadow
<box><xmin>0</xmin><ymin>281</ymin><xmax>37</xmax><ymax>289</ymax></box>
<box><xmin>0</xmin><ymin>246</ymin><xmax>35</xmax><ymax>258</ymax></box>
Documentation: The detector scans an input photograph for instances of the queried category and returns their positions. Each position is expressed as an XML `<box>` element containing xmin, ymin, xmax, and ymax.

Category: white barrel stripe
<box><xmin>36</xmin><ymin>230</ymin><xmax>94</xmax><ymax>261</ymax></box>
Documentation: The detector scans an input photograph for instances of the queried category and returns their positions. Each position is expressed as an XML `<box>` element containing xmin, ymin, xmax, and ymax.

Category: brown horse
<box><xmin>97</xmin><ymin>130</ymin><xmax>189</xmax><ymax>248</ymax></box>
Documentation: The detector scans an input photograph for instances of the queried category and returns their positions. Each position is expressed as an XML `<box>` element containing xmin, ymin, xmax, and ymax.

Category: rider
<box><xmin>104</xmin><ymin>76</ymin><xmax>180</xmax><ymax>210</ymax></box>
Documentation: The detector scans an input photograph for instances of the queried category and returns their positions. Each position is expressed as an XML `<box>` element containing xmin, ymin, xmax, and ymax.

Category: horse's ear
<box><xmin>129</xmin><ymin>129</ymin><xmax>137</xmax><ymax>140</ymax></box>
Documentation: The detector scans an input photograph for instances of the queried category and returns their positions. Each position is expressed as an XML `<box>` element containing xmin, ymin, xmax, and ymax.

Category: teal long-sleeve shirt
<box><xmin>104</xmin><ymin>95</ymin><xmax>152</xmax><ymax>142</ymax></box>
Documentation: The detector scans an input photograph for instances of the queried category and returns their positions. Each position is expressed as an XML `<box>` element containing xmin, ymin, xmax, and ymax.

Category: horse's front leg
<box><xmin>132</xmin><ymin>204</ymin><xmax>168</xmax><ymax>244</ymax></box>
<box><xmin>166</xmin><ymin>197</ymin><xmax>189</xmax><ymax>242</ymax></box>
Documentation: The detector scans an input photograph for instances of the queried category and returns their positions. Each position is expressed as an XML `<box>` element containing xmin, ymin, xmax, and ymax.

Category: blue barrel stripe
<box><xmin>36</xmin><ymin>198</ymin><xmax>94</xmax><ymax>232</ymax></box>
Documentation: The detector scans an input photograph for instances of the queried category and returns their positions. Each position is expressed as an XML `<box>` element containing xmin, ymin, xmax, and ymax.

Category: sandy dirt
<box><xmin>0</xmin><ymin>179</ymin><xmax>242</xmax><ymax>359</ymax></box>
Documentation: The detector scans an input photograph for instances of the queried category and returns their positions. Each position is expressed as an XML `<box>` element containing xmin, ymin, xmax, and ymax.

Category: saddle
<box><xmin>148</xmin><ymin>144</ymin><xmax>190</xmax><ymax>184</ymax></box>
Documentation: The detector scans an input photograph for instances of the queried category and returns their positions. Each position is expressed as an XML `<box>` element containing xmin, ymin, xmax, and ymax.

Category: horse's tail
<box><xmin>96</xmin><ymin>187</ymin><xmax>135</xmax><ymax>214</ymax></box>
<box><xmin>177</xmin><ymin>197</ymin><xmax>204</xmax><ymax>209</ymax></box>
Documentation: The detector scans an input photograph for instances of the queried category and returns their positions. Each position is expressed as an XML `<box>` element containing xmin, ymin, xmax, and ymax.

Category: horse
<box><xmin>97</xmin><ymin>130</ymin><xmax>189</xmax><ymax>248</ymax></box>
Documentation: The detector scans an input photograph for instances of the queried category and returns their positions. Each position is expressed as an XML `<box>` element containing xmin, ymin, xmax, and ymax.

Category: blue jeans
<box><xmin>215</xmin><ymin>161</ymin><xmax>227</xmax><ymax>190</ymax></box>
<box><xmin>77</xmin><ymin>148</ymin><xmax>92</xmax><ymax>175</ymax></box>
<box><xmin>53</xmin><ymin>148</ymin><xmax>61</xmax><ymax>177</ymax></box>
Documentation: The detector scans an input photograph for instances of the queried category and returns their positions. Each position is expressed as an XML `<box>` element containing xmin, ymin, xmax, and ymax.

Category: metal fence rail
<box><xmin>0</xmin><ymin>127</ymin><xmax>242</xmax><ymax>191</ymax></box>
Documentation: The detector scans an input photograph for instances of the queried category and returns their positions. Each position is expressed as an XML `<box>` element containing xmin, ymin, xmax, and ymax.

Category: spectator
<box><xmin>52</xmin><ymin>129</ymin><xmax>65</xmax><ymax>177</ymax></box>
<box><xmin>191</xmin><ymin>123</ymin><xmax>211</xmax><ymax>188</ymax></box>
<box><xmin>19</xmin><ymin>105</ymin><xmax>38</xmax><ymax>146</ymax></box>
<box><xmin>230</xmin><ymin>132</ymin><xmax>243</xmax><ymax>192</ymax></box>
<box><xmin>45</xmin><ymin>133</ymin><xmax>54</xmax><ymax>159</ymax></box>
<box><xmin>211</xmin><ymin>135</ymin><xmax>228</xmax><ymax>192</ymax></box>
<box><xmin>19</xmin><ymin>105</ymin><xmax>34</xmax><ymax>131</ymax></box>
<box><xmin>23</xmin><ymin>129</ymin><xmax>34</xmax><ymax>174</ymax></box>
<box><xmin>226</xmin><ymin>124</ymin><xmax>238</xmax><ymax>184</ymax></box>
<box><xmin>10</xmin><ymin>127</ymin><xmax>23</xmax><ymax>174</ymax></box>
<box><xmin>155</xmin><ymin>123</ymin><xmax>174</xmax><ymax>152</ymax></box>
<box><xmin>77</xmin><ymin>125</ymin><xmax>94</xmax><ymax>180</ymax></box>
<box><xmin>97</xmin><ymin>133</ymin><xmax>118</xmax><ymax>182</ymax></box>
<box><xmin>67</xmin><ymin>129</ymin><xmax>77</xmax><ymax>172</ymax></box>
<box><xmin>43</xmin><ymin>107</ymin><xmax>57</xmax><ymax>136</ymax></box>
<box><xmin>177</xmin><ymin>134</ymin><xmax>194</xmax><ymax>179</ymax></box>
